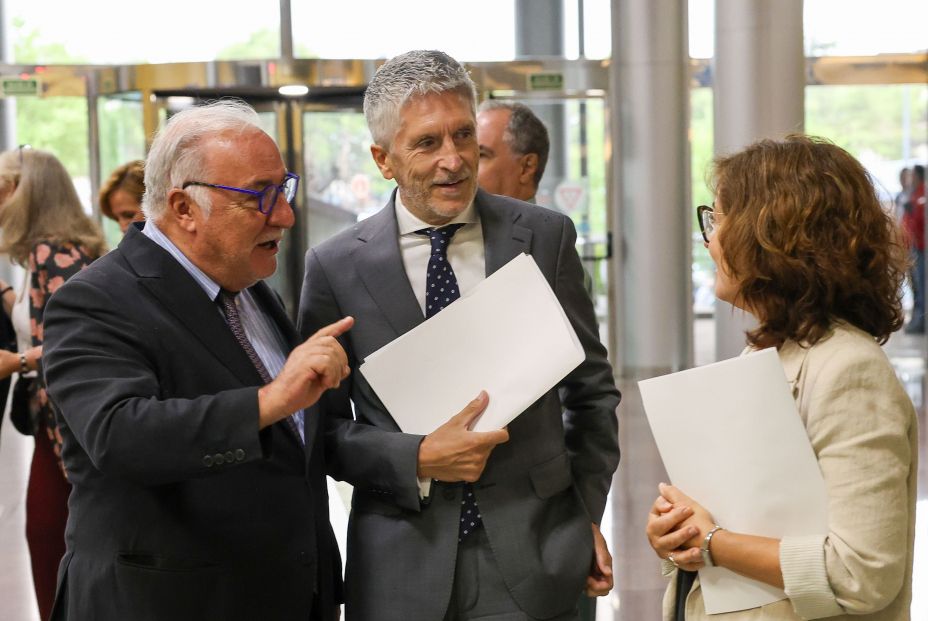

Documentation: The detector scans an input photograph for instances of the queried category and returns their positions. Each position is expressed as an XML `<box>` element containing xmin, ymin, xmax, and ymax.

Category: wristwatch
<box><xmin>701</xmin><ymin>525</ymin><xmax>723</xmax><ymax>567</ymax></box>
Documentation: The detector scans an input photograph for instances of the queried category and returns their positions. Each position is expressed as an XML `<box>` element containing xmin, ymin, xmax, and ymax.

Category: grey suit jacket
<box><xmin>299</xmin><ymin>189</ymin><xmax>620</xmax><ymax>620</ymax></box>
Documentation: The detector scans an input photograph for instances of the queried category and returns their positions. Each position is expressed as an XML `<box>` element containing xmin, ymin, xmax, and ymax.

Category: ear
<box><xmin>518</xmin><ymin>153</ymin><xmax>539</xmax><ymax>187</ymax></box>
<box><xmin>167</xmin><ymin>187</ymin><xmax>199</xmax><ymax>234</ymax></box>
<box><xmin>370</xmin><ymin>144</ymin><xmax>395</xmax><ymax>181</ymax></box>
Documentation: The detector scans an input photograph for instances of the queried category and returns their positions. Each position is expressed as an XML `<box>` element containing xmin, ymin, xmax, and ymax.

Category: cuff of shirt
<box><xmin>417</xmin><ymin>477</ymin><xmax>432</xmax><ymax>499</ymax></box>
<box><xmin>780</xmin><ymin>534</ymin><xmax>844</xmax><ymax>619</ymax></box>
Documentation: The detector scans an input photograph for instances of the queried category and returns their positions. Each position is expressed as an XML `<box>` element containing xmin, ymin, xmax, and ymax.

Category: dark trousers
<box><xmin>442</xmin><ymin>528</ymin><xmax>580</xmax><ymax>621</ymax></box>
<box><xmin>26</xmin><ymin>429</ymin><xmax>70</xmax><ymax>621</ymax></box>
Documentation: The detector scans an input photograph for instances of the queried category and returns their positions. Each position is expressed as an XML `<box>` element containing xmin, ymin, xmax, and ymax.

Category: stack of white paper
<box><xmin>360</xmin><ymin>253</ymin><xmax>584</xmax><ymax>434</ymax></box>
<box><xmin>639</xmin><ymin>348</ymin><xmax>828</xmax><ymax>614</ymax></box>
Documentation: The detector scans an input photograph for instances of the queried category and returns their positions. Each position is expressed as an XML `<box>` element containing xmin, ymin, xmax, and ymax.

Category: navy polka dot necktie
<box><xmin>415</xmin><ymin>224</ymin><xmax>482</xmax><ymax>540</ymax></box>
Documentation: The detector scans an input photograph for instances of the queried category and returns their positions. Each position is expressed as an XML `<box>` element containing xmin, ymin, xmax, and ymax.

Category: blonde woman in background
<box><xmin>0</xmin><ymin>147</ymin><xmax>106</xmax><ymax>620</ymax></box>
<box><xmin>99</xmin><ymin>160</ymin><xmax>145</xmax><ymax>234</ymax></box>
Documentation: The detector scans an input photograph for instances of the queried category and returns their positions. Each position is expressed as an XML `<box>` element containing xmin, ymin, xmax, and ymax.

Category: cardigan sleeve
<box><xmin>780</xmin><ymin>343</ymin><xmax>914</xmax><ymax>619</ymax></box>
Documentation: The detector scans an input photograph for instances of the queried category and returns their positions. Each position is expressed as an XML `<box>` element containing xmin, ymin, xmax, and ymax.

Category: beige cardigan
<box><xmin>662</xmin><ymin>323</ymin><xmax>918</xmax><ymax>620</ymax></box>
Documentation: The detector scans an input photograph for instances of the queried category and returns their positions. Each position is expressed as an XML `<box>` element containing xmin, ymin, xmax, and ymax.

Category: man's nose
<box><xmin>268</xmin><ymin>191</ymin><xmax>296</xmax><ymax>229</ymax></box>
<box><xmin>437</xmin><ymin>136</ymin><xmax>464</xmax><ymax>171</ymax></box>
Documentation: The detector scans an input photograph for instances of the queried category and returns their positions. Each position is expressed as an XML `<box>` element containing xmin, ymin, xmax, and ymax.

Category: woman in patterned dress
<box><xmin>0</xmin><ymin>147</ymin><xmax>106</xmax><ymax>620</ymax></box>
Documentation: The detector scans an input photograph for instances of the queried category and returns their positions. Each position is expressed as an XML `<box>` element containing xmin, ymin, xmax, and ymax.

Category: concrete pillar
<box><xmin>607</xmin><ymin>2</ymin><xmax>691</xmax><ymax>620</ymax></box>
<box><xmin>713</xmin><ymin>0</ymin><xmax>804</xmax><ymax>359</ymax></box>
<box><xmin>610</xmin><ymin>0</ymin><xmax>692</xmax><ymax>376</ymax></box>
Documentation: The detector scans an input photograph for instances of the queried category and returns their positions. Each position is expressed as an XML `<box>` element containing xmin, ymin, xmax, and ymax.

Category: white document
<box><xmin>639</xmin><ymin>348</ymin><xmax>828</xmax><ymax>615</ymax></box>
<box><xmin>360</xmin><ymin>253</ymin><xmax>584</xmax><ymax>434</ymax></box>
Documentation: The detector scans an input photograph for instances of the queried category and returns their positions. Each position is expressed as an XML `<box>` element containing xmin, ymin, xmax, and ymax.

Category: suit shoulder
<box><xmin>479</xmin><ymin>191</ymin><xmax>572</xmax><ymax>230</ymax></box>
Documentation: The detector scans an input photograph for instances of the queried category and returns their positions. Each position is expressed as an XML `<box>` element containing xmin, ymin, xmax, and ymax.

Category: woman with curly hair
<box><xmin>99</xmin><ymin>160</ymin><xmax>145</xmax><ymax>234</ymax></box>
<box><xmin>0</xmin><ymin>147</ymin><xmax>106</xmax><ymax>620</ymax></box>
<box><xmin>646</xmin><ymin>135</ymin><xmax>917</xmax><ymax>620</ymax></box>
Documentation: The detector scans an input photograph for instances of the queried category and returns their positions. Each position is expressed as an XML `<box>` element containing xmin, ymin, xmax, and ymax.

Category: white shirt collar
<box><xmin>394</xmin><ymin>189</ymin><xmax>479</xmax><ymax>236</ymax></box>
<box><xmin>141</xmin><ymin>220</ymin><xmax>221</xmax><ymax>301</ymax></box>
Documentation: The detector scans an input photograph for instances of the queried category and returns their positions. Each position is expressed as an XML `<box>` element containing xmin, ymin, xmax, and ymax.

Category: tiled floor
<box><xmin>0</xmin><ymin>322</ymin><xmax>924</xmax><ymax>621</ymax></box>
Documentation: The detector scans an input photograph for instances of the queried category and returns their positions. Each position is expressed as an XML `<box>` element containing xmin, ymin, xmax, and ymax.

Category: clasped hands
<box><xmin>646</xmin><ymin>483</ymin><xmax>715</xmax><ymax>572</ymax></box>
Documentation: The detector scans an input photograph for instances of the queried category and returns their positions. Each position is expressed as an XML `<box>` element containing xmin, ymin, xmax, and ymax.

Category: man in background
<box><xmin>904</xmin><ymin>164</ymin><xmax>926</xmax><ymax>334</ymax></box>
<box><xmin>476</xmin><ymin>100</ymin><xmax>550</xmax><ymax>203</ymax></box>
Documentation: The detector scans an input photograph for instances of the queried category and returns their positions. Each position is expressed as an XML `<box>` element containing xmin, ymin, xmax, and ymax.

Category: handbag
<box><xmin>9</xmin><ymin>374</ymin><xmax>37</xmax><ymax>436</ymax></box>
<box><xmin>0</xmin><ymin>299</ymin><xmax>37</xmax><ymax>436</ymax></box>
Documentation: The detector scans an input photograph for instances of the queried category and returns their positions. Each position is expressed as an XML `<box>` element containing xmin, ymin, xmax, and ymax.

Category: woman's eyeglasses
<box><xmin>697</xmin><ymin>204</ymin><xmax>719</xmax><ymax>244</ymax></box>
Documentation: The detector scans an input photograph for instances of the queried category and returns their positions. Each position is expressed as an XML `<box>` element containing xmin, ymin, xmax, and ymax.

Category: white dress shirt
<box><xmin>394</xmin><ymin>192</ymin><xmax>486</xmax><ymax>497</ymax></box>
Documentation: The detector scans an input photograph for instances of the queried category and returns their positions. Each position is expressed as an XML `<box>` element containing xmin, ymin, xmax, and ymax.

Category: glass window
<box><xmin>564</xmin><ymin>0</ymin><xmax>611</xmax><ymax>59</ymax></box>
<box><xmin>291</xmin><ymin>0</ymin><xmax>515</xmax><ymax>61</ymax></box>
<box><xmin>805</xmin><ymin>0</ymin><xmax>928</xmax><ymax>56</ymax></box>
<box><xmin>688</xmin><ymin>0</ymin><xmax>715</xmax><ymax>59</ymax></box>
<box><xmin>98</xmin><ymin>94</ymin><xmax>146</xmax><ymax>246</ymax></box>
<box><xmin>7</xmin><ymin>0</ymin><xmax>281</xmax><ymax>64</ymax></box>
<box><xmin>806</xmin><ymin>84</ymin><xmax>928</xmax><ymax>198</ymax></box>
<box><xmin>13</xmin><ymin>97</ymin><xmax>91</xmax><ymax>212</ymax></box>
<box><xmin>690</xmin><ymin>87</ymin><xmax>715</xmax><ymax>365</ymax></box>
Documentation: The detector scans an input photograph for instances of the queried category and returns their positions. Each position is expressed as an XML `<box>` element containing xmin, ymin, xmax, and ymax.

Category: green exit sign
<box><xmin>1</xmin><ymin>78</ymin><xmax>40</xmax><ymax>97</ymax></box>
<box><xmin>528</xmin><ymin>72</ymin><xmax>564</xmax><ymax>91</ymax></box>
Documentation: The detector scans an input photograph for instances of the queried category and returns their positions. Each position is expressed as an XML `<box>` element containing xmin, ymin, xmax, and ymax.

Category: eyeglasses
<box><xmin>182</xmin><ymin>172</ymin><xmax>300</xmax><ymax>217</ymax></box>
<box><xmin>697</xmin><ymin>204</ymin><xmax>720</xmax><ymax>244</ymax></box>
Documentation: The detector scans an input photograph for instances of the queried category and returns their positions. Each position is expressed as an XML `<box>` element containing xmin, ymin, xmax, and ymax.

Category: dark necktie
<box><xmin>416</xmin><ymin>224</ymin><xmax>482</xmax><ymax>541</ymax></box>
<box><xmin>218</xmin><ymin>289</ymin><xmax>304</xmax><ymax>444</ymax></box>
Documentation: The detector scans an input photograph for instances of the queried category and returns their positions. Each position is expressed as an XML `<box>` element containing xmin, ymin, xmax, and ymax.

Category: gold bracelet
<box><xmin>19</xmin><ymin>352</ymin><xmax>28</xmax><ymax>374</ymax></box>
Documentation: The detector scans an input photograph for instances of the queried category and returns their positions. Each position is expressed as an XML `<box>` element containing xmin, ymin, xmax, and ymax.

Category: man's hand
<box><xmin>417</xmin><ymin>391</ymin><xmax>509</xmax><ymax>482</ymax></box>
<box><xmin>585</xmin><ymin>523</ymin><xmax>614</xmax><ymax>596</ymax></box>
<box><xmin>258</xmin><ymin>316</ymin><xmax>353</xmax><ymax>428</ymax></box>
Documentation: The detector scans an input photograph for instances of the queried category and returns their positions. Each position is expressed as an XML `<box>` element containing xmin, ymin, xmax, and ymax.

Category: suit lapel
<box><xmin>477</xmin><ymin>189</ymin><xmax>533</xmax><ymax>277</ymax></box>
<box><xmin>353</xmin><ymin>193</ymin><xmax>425</xmax><ymax>338</ymax></box>
<box><xmin>121</xmin><ymin>226</ymin><xmax>264</xmax><ymax>388</ymax></box>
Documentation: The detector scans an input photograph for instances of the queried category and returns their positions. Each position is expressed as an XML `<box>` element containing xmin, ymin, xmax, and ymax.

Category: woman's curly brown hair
<box><xmin>713</xmin><ymin>134</ymin><xmax>908</xmax><ymax>348</ymax></box>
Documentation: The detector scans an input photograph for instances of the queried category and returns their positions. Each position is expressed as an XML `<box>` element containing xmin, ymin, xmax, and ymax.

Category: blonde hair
<box><xmin>99</xmin><ymin>160</ymin><xmax>145</xmax><ymax>220</ymax></box>
<box><xmin>0</xmin><ymin>148</ymin><xmax>107</xmax><ymax>265</ymax></box>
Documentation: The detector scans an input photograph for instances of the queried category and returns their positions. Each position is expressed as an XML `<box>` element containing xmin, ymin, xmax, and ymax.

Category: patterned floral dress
<box><xmin>23</xmin><ymin>239</ymin><xmax>96</xmax><ymax>621</ymax></box>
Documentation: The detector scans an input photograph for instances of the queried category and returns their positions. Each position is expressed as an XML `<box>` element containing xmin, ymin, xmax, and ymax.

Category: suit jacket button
<box><xmin>234</xmin><ymin>449</ymin><xmax>245</xmax><ymax>462</ymax></box>
<box><xmin>213</xmin><ymin>453</ymin><xmax>225</xmax><ymax>466</ymax></box>
<box><xmin>224</xmin><ymin>451</ymin><xmax>235</xmax><ymax>463</ymax></box>
<box><xmin>202</xmin><ymin>455</ymin><xmax>213</xmax><ymax>467</ymax></box>
<box><xmin>442</xmin><ymin>487</ymin><xmax>456</xmax><ymax>501</ymax></box>
<box><xmin>298</xmin><ymin>551</ymin><xmax>310</xmax><ymax>565</ymax></box>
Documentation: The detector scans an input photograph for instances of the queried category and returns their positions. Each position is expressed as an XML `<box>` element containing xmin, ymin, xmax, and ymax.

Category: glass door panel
<box><xmin>97</xmin><ymin>93</ymin><xmax>146</xmax><ymax>248</ymax></box>
<box><xmin>502</xmin><ymin>97</ymin><xmax>612</xmax><ymax>349</ymax></box>
<box><xmin>301</xmin><ymin>108</ymin><xmax>390</xmax><ymax>249</ymax></box>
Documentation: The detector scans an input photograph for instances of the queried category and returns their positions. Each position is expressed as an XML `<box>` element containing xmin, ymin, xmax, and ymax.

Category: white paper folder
<box><xmin>638</xmin><ymin>348</ymin><xmax>828</xmax><ymax>614</ymax></box>
<box><xmin>360</xmin><ymin>253</ymin><xmax>585</xmax><ymax>435</ymax></box>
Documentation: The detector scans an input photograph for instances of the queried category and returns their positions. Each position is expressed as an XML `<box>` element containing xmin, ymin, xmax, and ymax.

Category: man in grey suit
<box><xmin>299</xmin><ymin>50</ymin><xmax>620</xmax><ymax>621</ymax></box>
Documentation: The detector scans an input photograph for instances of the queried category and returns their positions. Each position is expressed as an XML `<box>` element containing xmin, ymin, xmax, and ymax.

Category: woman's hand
<box><xmin>659</xmin><ymin>483</ymin><xmax>717</xmax><ymax>548</ymax></box>
<box><xmin>646</xmin><ymin>486</ymin><xmax>703</xmax><ymax>571</ymax></box>
<box><xmin>0</xmin><ymin>349</ymin><xmax>18</xmax><ymax>379</ymax></box>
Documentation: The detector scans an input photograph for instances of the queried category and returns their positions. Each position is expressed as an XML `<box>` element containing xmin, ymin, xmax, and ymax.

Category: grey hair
<box><xmin>478</xmin><ymin>100</ymin><xmax>550</xmax><ymax>189</ymax></box>
<box><xmin>142</xmin><ymin>100</ymin><xmax>264</xmax><ymax>222</ymax></box>
<box><xmin>364</xmin><ymin>50</ymin><xmax>478</xmax><ymax>148</ymax></box>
